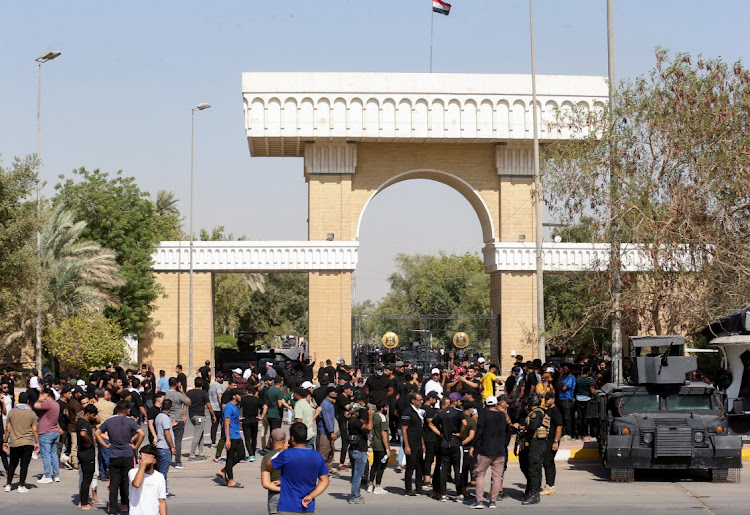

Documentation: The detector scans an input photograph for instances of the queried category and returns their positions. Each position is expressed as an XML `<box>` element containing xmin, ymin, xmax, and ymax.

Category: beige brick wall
<box><xmin>140</xmin><ymin>272</ymin><xmax>214</xmax><ymax>377</ymax></box>
<box><xmin>491</xmin><ymin>272</ymin><xmax>537</xmax><ymax>376</ymax></box>
<box><xmin>308</xmin><ymin>271</ymin><xmax>352</xmax><ymax>363</ymax></box>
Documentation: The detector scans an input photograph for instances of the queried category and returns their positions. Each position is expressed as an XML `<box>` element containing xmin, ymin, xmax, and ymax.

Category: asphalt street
<box><xmin>2</xmin><ymin>420</ymin><xmax>747</xmax><ymax>514</ymax></box>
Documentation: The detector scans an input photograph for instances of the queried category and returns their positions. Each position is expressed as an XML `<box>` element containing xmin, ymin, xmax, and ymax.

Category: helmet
<box><xmin>528</xmin><ymin>393</ymin><xmax>542</xmax><ymax>407</ymax></box>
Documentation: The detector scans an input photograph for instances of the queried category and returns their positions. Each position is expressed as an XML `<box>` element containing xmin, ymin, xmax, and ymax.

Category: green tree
<box><xmin>0</xmin><ymin>155</ymin><xmax>38</xmax><ymax>325</ymax></box>
<box><xmin>245</xmin><ymin>273</ymin><xmax>308</xmax><ymax>343</ymax></box>
<box><xmin>54</xmin><ymin>168</ymin><xmax>162</xmax><ymax>338</ymax></box>
<box><xmin>545</xmin><ymin>50</ymin><xmax>750</xmax><ymax>336</ymax></box>
<box><xmin>153</xmin><ymin>190</ymin><xmax>184</xmax><ymax>240</ymax></box>
<box><xmin>45</xmin><ymin>312</ymin><xmax>126</xmax><ymax>373</ymax></box>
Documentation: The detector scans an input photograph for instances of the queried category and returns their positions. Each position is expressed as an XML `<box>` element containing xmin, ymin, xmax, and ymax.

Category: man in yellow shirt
<box><xmin>481</xmin><ymin>364</ymin><xmax>503</xmax><ymax>402</ymax></box>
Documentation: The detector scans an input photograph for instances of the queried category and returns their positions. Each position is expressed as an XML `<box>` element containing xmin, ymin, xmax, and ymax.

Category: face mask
<box><xmin>375</xmin><ymin>370</ymin><xmax>383</xmax><ymax>377</ymax></box>
<box><xmin>472</xmin><ymin>409</ymin><xmax>478</xmax><ymax>416</ymax></box>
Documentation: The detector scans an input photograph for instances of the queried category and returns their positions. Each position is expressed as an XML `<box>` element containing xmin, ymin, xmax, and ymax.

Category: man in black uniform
<box><xmin>541</xmin><ymin>390</ymin><xmax>563</xmax><ymax>496</ymax></box>
<box><xmin>400</xmin><ymin>392</ymin><xmax>426</xmax><ymax>496</ymax></box>
<box><xmin>514</xmin><ymin>393</ymin><xmax>548</xmax><ymax>505</ymax></box>
<box><xmin>365</xmin><ymin>363</ymin><xmax>392</xmax><ymax>408</ymax></box>
<box><xmin>430</xmin><ymin>392</ymin><xmax>467</xmax><ymax>501</ymax></box>
<box><xmin>335</xmin><ymin>383</ymin><xmax>353</xmax><ymax>471</ymax></box>
<box><xmin>421</xmin><ymin>391</ymin><xmax>440</xmax><ymax>492</ymax></box>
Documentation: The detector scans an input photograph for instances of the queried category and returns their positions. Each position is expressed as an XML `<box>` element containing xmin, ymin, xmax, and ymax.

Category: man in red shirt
<box><xmin>33</xmin><ymin>389</ymin><xmax>61</xmax><ymax>483</ymax></box>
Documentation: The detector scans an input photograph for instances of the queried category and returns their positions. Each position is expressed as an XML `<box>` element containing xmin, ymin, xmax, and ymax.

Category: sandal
<box><xmin>227</xmin><ymin>482</ymin><xmax>244</xmax><ymax>488</ymax></box>
<box><xmin>215</xmin><ymin>473</ymin><xmax>227</xmax><ymax>483</ymax></box>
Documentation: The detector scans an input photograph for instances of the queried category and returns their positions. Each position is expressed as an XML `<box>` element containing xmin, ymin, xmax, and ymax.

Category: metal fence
<box><xmin>352</xmin><ymin>314</ymin><xmax>498</xmax><ymax>375</ymax></box>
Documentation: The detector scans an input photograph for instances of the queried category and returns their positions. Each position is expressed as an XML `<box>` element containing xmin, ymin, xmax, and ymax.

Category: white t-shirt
<box><xmin>128</xmin><ymin>468</ymin><xmax>166</xmax><ymax>515</ymax></box>
<box><xmin>29</xmin><ymin>376</ymin><xmax>40</xmax><ymax>390</ymax></box>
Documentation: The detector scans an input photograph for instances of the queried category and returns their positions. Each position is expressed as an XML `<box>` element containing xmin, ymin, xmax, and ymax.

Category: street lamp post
<box><xmin>35</xmin><ymin>50</ymin><xmax>62</xmax><ymax>373</ymax></box>
<box><xmin>189</xmin><ymin>103</ymin><xmax>211</xmax><ymax>378</ymax></box>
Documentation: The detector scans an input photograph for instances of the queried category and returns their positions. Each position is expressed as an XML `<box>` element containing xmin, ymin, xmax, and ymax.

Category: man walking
<box><xmin>469</xmin><ymin>396</ymin><xmax>510</xmax><ymax>509</ymax></box>
<box><xmin>267</xmin><ymin>422</ymin><xmax>329</xmax><ymax>513</ymax></box>
<box><xmin>164</xmin><ymin>378</ymin><xmax>191</xmax><ymax>468</ymax></box>
<box><xmin>154</xmin><ymin>399</ymin><xmax>176</xmax><ymax>497</ymax></box>
<box><xmin>94</xmin><ymin>388</ymin><xmax>115</xmax><ymax>480</ymax></box>
<box><xmin>187</xmin><ymin>377</ymin><xmax>213</xmax><ymax>461</ymax></box>
<box><xmin>240</xmin><ymin>388</ymin><xmax>266</xmax><ymax>461</ymax></box>
<box><xmin>430</xmin><ymin>393</ymin><xmax>467</xmax><ymax>501</ymax></box>
<box><xmin>95</xmin><ymin>400</ymin><xmax>145</xmax><ymax>514</ymax></box>
<box><xmin>316</xmin><ymin>386</ymin><xmax>338</xmax><ymax>475</ymax></box>
<box><xmin>292</xmin><ymin>387</ymin><xmax>316</xmax><ymax>449</ymax></box>
<box><xmin>2</xmin><ymin>392</ymin><xmax>39</xmax><ymax>493</ymax></box>
<box><xmin>346</xmin><ymin>403</ymin><xmax>373</xmax><ymax>505</ymax></box>
<box><xmin>208</xmin><ymin>373</ymin><xmax>224</xmax><ymax>446</ymax></box>
<box><xmin>366</xmin><ymin>400</ymin><xmax>390</xmax><ymax>495</ymax></box>
<box><xmin>217</xmin><ymin>388</ymin><xmax>244</xmax><ymax>488</ymax></box>
<box><xmin>33</xmin><ymin>389</ymin><xmax>61</xmax><ymax>483</ymax></box>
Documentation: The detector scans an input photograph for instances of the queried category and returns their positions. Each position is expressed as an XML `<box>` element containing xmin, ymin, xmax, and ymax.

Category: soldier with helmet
<box><xmin>513</xmin><ymin>392</ymin><xmax>549</xmax><ymax>505</ymax></box>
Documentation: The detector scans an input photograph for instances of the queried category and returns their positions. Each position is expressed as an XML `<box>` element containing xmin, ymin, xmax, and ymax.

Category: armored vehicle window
<box><xmin>620</xmin><ymin>394</ymin><xmax>659</xmax><ymax>413</ymax></box>
<box><xmin>666</xmin><ymin>394</ymin><xmax>712</xmax><ymax>411</ymax></box>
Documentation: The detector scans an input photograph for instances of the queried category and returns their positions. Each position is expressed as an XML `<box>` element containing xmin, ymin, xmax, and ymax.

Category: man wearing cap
<box><xmin>316</xmin><ymin>386</ymin><xmax>338</xmax><ymax>474</ymax></box>
<box><xmin>208</xmin><ymin>373</ymin><xmax>225</xmax><ymax>446</ymax></box>
<box><xmin>424</xmin><ymin>368</ymin><xmax>444</xmax><ymax>399</ymax></box>
<box><xmin>34</xmin><ymin>389</ymin><xmax>61</xmax><ymax>484</ymax></box>
<box><xmin>266</xmin><ymin>376</ymin><xmax>288</xmax><ymax>436</ymax></box>
<box><xmin>293</xmin><ymin>387</ymin><xmax>316</xmax><ymax>449</ymax></box>
<box><xmin>469</xmin><ymin>395</ymin><xmax>510</xmax><ymax>509</ymax></box>
<box><xmin>3</xmin><ymin>391</ymin><xmax>39</xmax><ymax>493</ymax></box>
<box><xmin>513</xmin><ymin>393</ymin><xmax>548</xmax><ymax>505</ymax></box>
<box><xmin>240</xmin><ymin>387</ymin><xmax>266</xmax><ymax>461</ymax></box>
<box><xmin>346</xmin><ymin>402</ymin><xmax>373</xmax><ymax>504</ymax></box>
<box><xmin>540</xmin><ymin>390</ymin><xmax>563</xmax><ymax>497</ymax></box>
<box><xmin>66</xmin><ymin>386</ymin><xmax>84</xmax><ymax>469</ymax></box>
<box><xmin>264</xmin><ymin>361</ymin><xmax>278</xmax><ymax>381</ymax></box>
<box><xmin>365</xmin><ymin>363</ymin><xmax>391</xmax><ymax>407</ymax></box>
<box><xmin>421</xmin><ymin>391</ymin><xmax>441</xmax><ymax>492</ymax></box>
<box><xmin>164</xmin><ymin>377</ymin><xmax>191</xmax><ymax>469</ymax></box>
<box><xmin>429</xmin><ymin>392</ymin><xmax>467</xmax><ymax>501</ymax></box>
<box><xmin>232</xmin><ymin>368</ymin><xmax>248</xmax><ymax>395</ymax></box>
<box><xmin>217</xmin><ymin>388</ymin><xmax>245</xmax><ymax>488</ymax></box>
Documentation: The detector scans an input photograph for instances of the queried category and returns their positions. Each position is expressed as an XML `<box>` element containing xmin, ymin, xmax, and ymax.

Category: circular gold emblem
<box><xmin>382</xmin><ymin>332</ymin><xmax>399</xmax><ymax>349</ymax></box>
<box><xmin>453</xmin><ymin>332</ymin><xmax>470</xmax><ymax>349</ymax></box>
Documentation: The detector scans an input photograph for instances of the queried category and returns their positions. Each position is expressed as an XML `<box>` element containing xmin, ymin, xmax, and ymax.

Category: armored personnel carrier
<box><xmin>589</xmin><ymin>336</ymin><xmax>742</xmax><ymax>482</ymax></box>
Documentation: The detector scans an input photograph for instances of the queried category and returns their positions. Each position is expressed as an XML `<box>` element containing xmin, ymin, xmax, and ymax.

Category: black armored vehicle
<box><xmin>589</xmin><ymin>336</ymin><xmax>742</xmax><ymax>482</ymax></box>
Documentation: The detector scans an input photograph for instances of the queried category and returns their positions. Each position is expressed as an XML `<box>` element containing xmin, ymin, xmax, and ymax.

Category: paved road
<box><xmin>2</xmin><ymin>419</ymin><xmax>746</xmax><ymax>514</ymax></box>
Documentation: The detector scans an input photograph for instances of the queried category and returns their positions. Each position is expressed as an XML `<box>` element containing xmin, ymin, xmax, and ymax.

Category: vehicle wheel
<box><xmin>599</xmin><ymin>433</ymin><xmax>608</xmax><ymax>467</ymax></box>
<box><xmin>610</xmin><ymin>467</ymin><xmax>634</xmax><ymax>482</ymax></box>
<box><xmin>712</xmin><ymin>468</ymin><xmax>741</xmax><ymax>483</ymax></box>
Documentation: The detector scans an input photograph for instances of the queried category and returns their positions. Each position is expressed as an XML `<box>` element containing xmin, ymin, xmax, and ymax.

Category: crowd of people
<box><xmin>0</xmin><ymin>352</ymin><xmax>620</xmax><ymax>513</ymax></box>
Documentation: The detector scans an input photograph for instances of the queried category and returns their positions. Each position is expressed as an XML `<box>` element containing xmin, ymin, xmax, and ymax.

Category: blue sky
<box><xmin>2</xmin><ymin>1</ymin><xmax>748</xmax><ymax>301</ymax></box>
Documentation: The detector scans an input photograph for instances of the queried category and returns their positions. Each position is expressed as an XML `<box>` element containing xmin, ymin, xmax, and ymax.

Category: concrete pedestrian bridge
<box><xmin>141</xmin><ymin>72</ymin><xmax>615</xmax><ymax>374</ymax></box>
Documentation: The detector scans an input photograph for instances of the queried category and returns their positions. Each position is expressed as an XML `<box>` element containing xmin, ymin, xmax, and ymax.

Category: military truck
<box><xmin>589</xmin><ymin>335</ymin><xmax>742</xmax><ymax>483</ymax></box>
<box><xmin>215</xmin><ymin>331</ymin><xmax>303</xmax><ymax>375</ymax></box>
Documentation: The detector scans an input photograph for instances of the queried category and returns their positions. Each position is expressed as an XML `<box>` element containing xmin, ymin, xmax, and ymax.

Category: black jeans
<box><xmin>575</xmin><ymin>399</ymin><xmax>591</xmax><ymax>437</ymax></box>
<box><xmin>210</xmin><ymin>409</ymin><xmax>221</xmax><ymax>444</ymax></box>
<box><xmin>527</xmin><ymin>441</ymin><xmax>545</xmax><ymax>496</ymax></box>
<box><xmin>543</xmin><ymin>440</ymin><xmax>557</xmax><ymax>487</ymax></box>
<box><xmin>7</xmin><ymin>445</ymin><xmax>33</xmax><ymax>486</ymax></box>
<box><xmin>559</xmin><ymin>399</ymin><xmax>575</xmax><ymax>437</ymax></box>
<box><xmin>423</xmin><ymin>439</ymin><xmax>437</xmax><ymax>478</ymax></box>
<box><xmin>403</xmin><ymin>439</ymin><xmax>424</xmax><ymax>492</ymax></box>
<box><xmin>337</xmin><ymin>417</ymin><xmax>349</xmax><ymax>465</ymax></box>
<box><xmin>172</xmin><ymin>421</ymin><xmax>185</xmax><ymax>463</ymax></box>
<box><xmin>439</xmin><ymin>445</ymin><xmax>463</xmax><ymax>495</ymax></box>
<box><xmin>370</xmin><ymin>450</ymin><xmax>387</xmax><ymax>485</ymax></box>
<box><xmin>242</xmin><ymin>422</ymin><xmax>258</xmax><ymax>456</ymax></box>
<box><xmin>109</xmin><ymin>456</ymin><xmax>134</xmax><ymax>513</ymax></box>
<box><xmin>79</xmin><ymin>458</ymin><xmax>95</xmax><ymax>506</ymax></box>
<box><xmin>225</xmin><ymin>438</ymin><xmax>245</xmax><ymax>481</ymax></box>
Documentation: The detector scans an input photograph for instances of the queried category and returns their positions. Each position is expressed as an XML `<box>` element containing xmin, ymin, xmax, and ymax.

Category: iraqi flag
<box><xmin>433</xmin><ymin>0</ymin><xmax>451</xmax><ymax>16</ymax></box>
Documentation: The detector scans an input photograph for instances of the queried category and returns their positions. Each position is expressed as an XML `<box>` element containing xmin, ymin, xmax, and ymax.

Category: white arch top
<box><xmin>355</xmin><ymin>168</ymin><xmax>496</xmax><ymax>243</ymax></box>
<box><xmin>242</xmin><ymin>72</ymin><xmax>608</xmax><ymax>157</ymax></box>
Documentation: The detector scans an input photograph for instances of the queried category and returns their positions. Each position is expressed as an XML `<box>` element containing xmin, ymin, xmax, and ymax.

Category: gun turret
<box><xmin>629</xmin><ymin>336</ymin><xmax>696</xmax><ymax>385</ymax></box>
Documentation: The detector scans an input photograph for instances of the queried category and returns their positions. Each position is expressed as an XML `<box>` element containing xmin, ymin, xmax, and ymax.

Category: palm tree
<box><xmin>3</xmin><ymin>206</ymin><xmax>125</xmax><ymax>343</ymax></box>
<box><xmin>155</xmin><ymin>190</ymin><xmax>180</xmax><ymax>217</ymax></box>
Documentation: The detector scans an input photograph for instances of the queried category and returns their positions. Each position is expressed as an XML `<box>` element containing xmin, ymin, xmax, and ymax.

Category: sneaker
<box><xmin>469</xmin><ymin>501</ymin><xmax>485</xmax><ymax>509</ymax></box>
<box><xmin>406</xmin><ymin>490</ymin><xmax>417</xmax><ymax>497</ymax></box>
<box><xmin>188</xmin><ymin>456</ymin><xmax>198</xmax><ymax>461</ymax></box>
<box><xmin>366</xmin><ymin>485</ymin><xmax>374</xmax><ymax>493</ymax></box>
<box><xmin>174</xmin><ymin>463</ymin><xmax>185</xmax><ymax>469</ymax></box>
<box><xmin>540</xmin><ymin>485</ymin><xmax>555</xmax><ymax>496</ymax></box>
<box><xmin>4</xmin><ymin>485</ymin><xmax>11</xmax><ymax>492</ymax></box>
<box><xmin>394</xmin><ymin>467</ymin><xmax>403</xmax><ymax>473</ymax></box>
<box><xmin>440</xmin><ymin>495</ymin><xmax>448</xmax><ymax>502</ymax></box>
<box><xmin>31</xmin><ymin>452</ymin><xmax>39</xmax><ymax>460</ymax></box>
<box><xmin>212</xmin><ymin>458</ymin><xmax>222</xmax><ymax>464</ymax></box>
<box><xmin>488</xmin><ymin>501</ymin><xmax>498</xmax><ymax>509</ymax></box>
<box><xmin>17</xmin><ymin>486</ymin><xmax>28</xmax><ymax>493</ymax></box>
<box><xmin>248</xmin><ymin>456</ymin><xmax>256</xmax><ymax>462</ymax></box>
<box><xmin>166</xmin><ymin>492</ymin><xmax>176</xmax><ymax>499</ymax></box>
<box><xmin>63</xmin><ymin>461</ymin><xmax>74</xmax><ymax>470</ymax></box>
<box><xmin>348</xmin><ymin>496</ymin><xmax>365</xmax><ymax>504</ymax></box>
<box><xmin>37</xmin><ymin>476</ymin><xmax>53</xmax><ymax>484</ymax></box>
<box><xmin>373</xmin><ymin>486</ymin><xmax>387</xmax><ymax>495</ymax></box>
<box><xmin>53</xmin><ymin>477</ymin><xmax>60</xmax><ymax>483</ymax></box>
<box><xmin>456</xmin><ymin>494</ymin><xmax>465</xmax><ymax>502</ymax></box>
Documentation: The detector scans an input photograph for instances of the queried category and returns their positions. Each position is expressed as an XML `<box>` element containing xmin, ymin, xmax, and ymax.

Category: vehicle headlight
<box><xmin>694</xmin><ymin>431</ymin><xmax>705</xmax><ymax>443</ymax></box>
<box><xmin>643</xmin><ymin>432</ymin><xmax>653</xmax><ymax>444</ymax></box>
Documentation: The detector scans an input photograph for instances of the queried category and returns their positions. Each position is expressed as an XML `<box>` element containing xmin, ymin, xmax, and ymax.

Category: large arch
<box><xmin>355</xmin><ymin>168</ymin><xmax>496</xmax><ymax>244</ymax></box>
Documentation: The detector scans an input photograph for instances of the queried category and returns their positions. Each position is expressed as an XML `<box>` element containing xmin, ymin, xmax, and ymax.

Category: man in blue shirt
<box><xmin>267</xmin><ymin>421</ymin><xmax>329</xmax><ymax>513</ymax></box>
<box><xmin>557</xmin><ymin>365</ymin><xmax>576</xmax><ymax>438</ymax></box>
<box><xmin>217</xmin><ymin>389</ymin><xmax>244</xmax><ymax>488</ymax></box>
<box><xmin>315</xmin><ymin>387</ymin><xmax>338</xmax><ymax>475</ymax></box>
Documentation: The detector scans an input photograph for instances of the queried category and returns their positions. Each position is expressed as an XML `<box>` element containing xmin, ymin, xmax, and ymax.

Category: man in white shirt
<box><xmin>424</xmin><ymin>368</ymin><xmax>444</xmax><ymax>399</ymax></box>
<box><xmin>129</xmin><ymin>445</ymin><xmax>167</xmax><ymax>515</ymax></box>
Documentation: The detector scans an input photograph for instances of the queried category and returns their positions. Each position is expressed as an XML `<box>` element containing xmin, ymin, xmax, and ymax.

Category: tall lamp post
<box><xmin>189</xmin><ymin>103</ymin><xmax>210</xmax><ymax>378</ymax></box>
<box><xmin>35</xmin><ymin>50</ymin><xmax>62</xmax><ymax>372</ymax></box>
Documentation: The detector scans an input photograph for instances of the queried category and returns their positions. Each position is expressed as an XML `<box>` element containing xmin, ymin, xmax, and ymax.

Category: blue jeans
<box><xmin>98</xmin><ymin>438</ymin><xmax>110</xmax><ymax>477</ymax></box>
<box><xmin>39</xmin><ymin>432</ymin><xmax>60</xmax><ymax>478</ymax></box>
<box><xmin>157</xmin><ymin>448</ymin><xmax>171</xmax><ymax>492</ymax></box>
<box><xmin>349</xmin><ymin>449</ymin><xmax>368</xmax><ymax>499</ymax></box>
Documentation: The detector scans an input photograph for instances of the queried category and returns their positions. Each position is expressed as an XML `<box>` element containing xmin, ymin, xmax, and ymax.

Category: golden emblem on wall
<box><xmin>453</xmin><ymin>332</ymin><xmax>470</xmax><ymax>348</ymax></box>
<box><xmin>382</xmin><ymin>332</ymin><xmax>399</xmax><ymax>349</ymax></box>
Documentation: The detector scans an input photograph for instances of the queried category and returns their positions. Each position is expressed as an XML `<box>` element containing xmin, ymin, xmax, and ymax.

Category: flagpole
<box><xmin>429</xmin><ymin>9</ymin><xmax>434</xmax><ymax>72</ymax></box>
